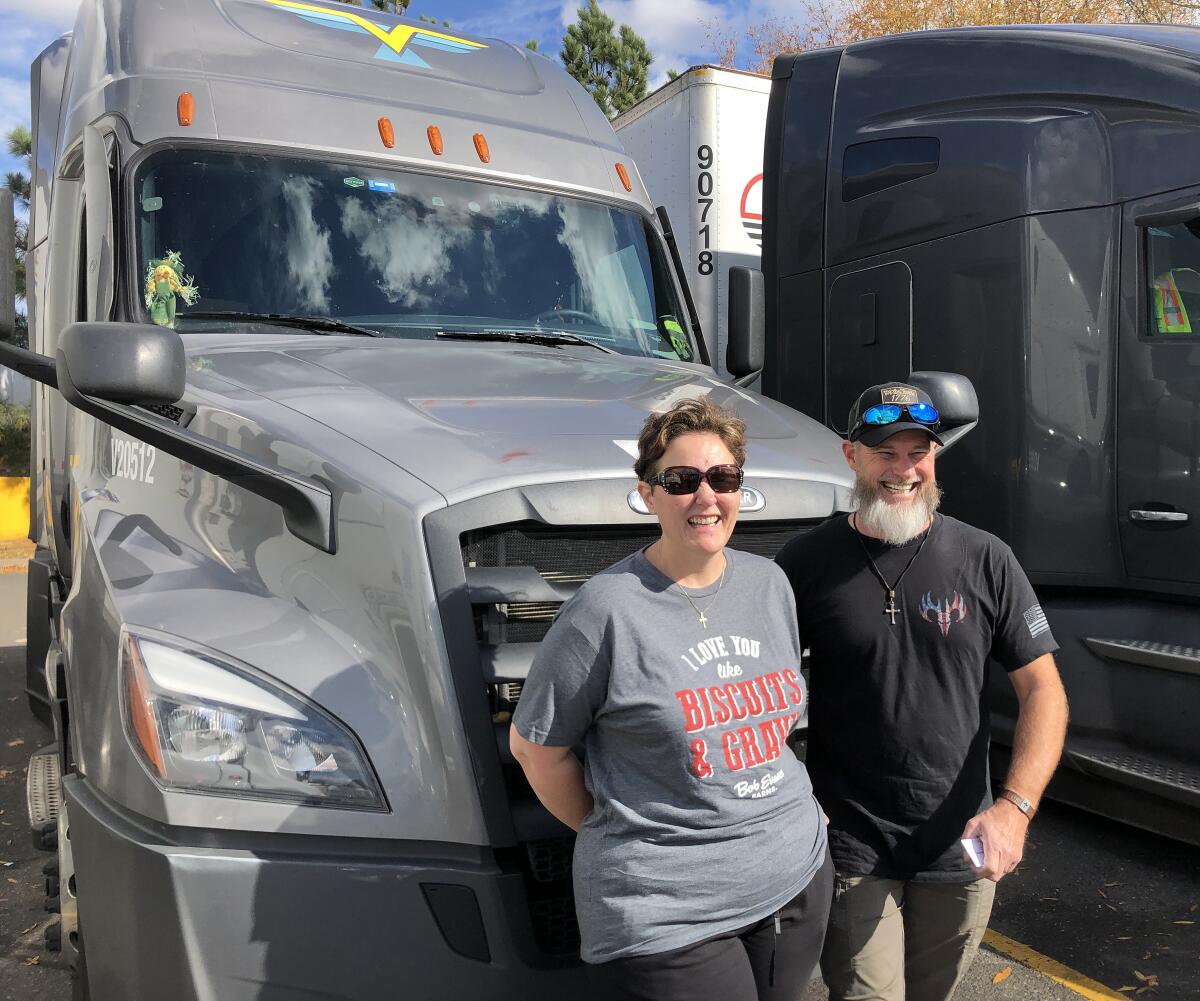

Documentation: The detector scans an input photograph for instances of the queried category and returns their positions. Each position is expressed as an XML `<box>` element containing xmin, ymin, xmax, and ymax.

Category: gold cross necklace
<box><xmin>673</xmin><ymin>555</ymin><xmax>727</xmax><ymax>628</ymax></box>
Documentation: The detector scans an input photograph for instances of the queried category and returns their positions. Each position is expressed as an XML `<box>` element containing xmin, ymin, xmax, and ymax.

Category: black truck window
<box><xmin>1145</xmin><ymin>222</ymin><xmax>1200</xmax><ymax>339</ymax></box>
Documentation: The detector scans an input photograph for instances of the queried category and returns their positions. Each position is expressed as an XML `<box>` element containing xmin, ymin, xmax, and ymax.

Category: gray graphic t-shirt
<box><xmin>513</xmin><ymin>547</ymin><xmax>827</xmax><ymax>963</ymax></box>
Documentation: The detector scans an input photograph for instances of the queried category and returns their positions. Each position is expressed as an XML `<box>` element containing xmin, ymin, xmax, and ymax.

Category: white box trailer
<box><xmin>615</xmin><ymin>66</ymin><xmax>769</xmax><ymax>378</ymax></box>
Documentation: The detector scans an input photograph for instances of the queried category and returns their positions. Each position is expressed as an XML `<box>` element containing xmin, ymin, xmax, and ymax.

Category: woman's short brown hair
<box><xmin>634</xmin><ymin>396</ymin><xmax>747</xmax><ymax>481</ymax></box>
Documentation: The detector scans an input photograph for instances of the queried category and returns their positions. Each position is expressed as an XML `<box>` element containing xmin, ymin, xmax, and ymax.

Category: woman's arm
<box><xmin>510</xmin><ymin>726</ymin><xmax>594</xmax><ymax>833</ymax></box>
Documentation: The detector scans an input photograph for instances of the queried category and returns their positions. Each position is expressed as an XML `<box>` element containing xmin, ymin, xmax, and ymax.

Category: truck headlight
<box><xmin>120</xmin><ymin>629</ymin><xmax>387</xmax><ymax>811</ymax></box>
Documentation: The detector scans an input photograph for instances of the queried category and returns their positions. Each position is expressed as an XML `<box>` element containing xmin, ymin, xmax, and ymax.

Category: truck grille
<box><xmin>461</xmin><ymin>519</ymin><xmax>815</xmax><ymax>959</ymax></box>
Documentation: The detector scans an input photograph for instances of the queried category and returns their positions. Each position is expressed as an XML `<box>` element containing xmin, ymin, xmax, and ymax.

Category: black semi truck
<box><xmin>759</xmin><ymin>24</ymin><xmax>1200</xmax><ymax>843</ymax></box>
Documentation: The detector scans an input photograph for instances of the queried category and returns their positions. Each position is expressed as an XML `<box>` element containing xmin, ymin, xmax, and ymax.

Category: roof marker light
<box><xmin>615</xmin><ymin>162</ymin><xmax>632</xmax><ymax>192</ymax></box>
<box><xmin>473</xmin><ymin>133</ymin><xmax>491</xmax><ymax>164</ymax></box>
<box><xmin>378</xmin><ymin>117</ymin><xmax>395</xmax><ymax>149</ymax></box>
<box><xmin>177</xmin><ymin>92</ymin><xmax>194</xmax><ymax>128</ymax></box>
<box><xmin>427</xmin><ymin>126</ymin><xmax>444</xmax><ymax>156</ymax></box>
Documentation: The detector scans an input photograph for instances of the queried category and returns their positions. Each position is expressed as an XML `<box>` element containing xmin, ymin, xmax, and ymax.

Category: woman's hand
<box><xmin>510</xmin><ymin>726</ymin><xmax>595</xmax><ymax>832</ymax></box>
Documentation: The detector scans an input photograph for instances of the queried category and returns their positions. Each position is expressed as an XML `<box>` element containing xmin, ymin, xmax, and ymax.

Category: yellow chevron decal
<box><xmin>262</xmin><ymin>0</ymin><xmax>487</xmax><ymax>57</ymax></box>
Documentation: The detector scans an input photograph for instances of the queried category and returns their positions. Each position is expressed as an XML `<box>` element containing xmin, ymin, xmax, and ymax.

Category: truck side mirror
<box><xmin>56</xmin><ymin>322</ymin><xmax>185</xmax><ymax>405</ymax></box>
<box><xmin>0</xmin><ymin>188</ymin><xmax>14</xmax><ymax>342</ymax></box>
<box><xmin>909</xmin><ymin>370</ymin><xmax>979</xmax><ymax>451</ymax></box>
<box><xmin>83</xmin><ymin>124</ymin><xmax>115</xmax><ymax>322</ymax></box>
<box><xmin>727</xmin><ymin>266</ymin><xmax>765</xmax><ymax>387</ymax></box>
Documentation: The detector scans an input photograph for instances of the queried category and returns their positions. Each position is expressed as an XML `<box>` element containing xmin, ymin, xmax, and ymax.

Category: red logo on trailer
<box><xmin>740</xmin><ymin>174</ymin><xmax>763</xmax><ymax>249</ymax></box>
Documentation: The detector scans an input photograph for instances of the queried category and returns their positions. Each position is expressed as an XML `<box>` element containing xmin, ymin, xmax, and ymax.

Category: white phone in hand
<box><xmin>961</xmin><ymin>836</ymin><xmax>985</xmax><ymax>868</ymax></box>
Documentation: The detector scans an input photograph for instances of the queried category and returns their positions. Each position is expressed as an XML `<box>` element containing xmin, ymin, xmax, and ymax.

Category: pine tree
<box><xmin>333</xmin><ymin>0</ymin><xmax>412</xmax><ymax>13</ymax></box>
<box><xmin>561</xmin><ymin>0</ymin><xmax>652</xmax><ymax>117</ymax></box>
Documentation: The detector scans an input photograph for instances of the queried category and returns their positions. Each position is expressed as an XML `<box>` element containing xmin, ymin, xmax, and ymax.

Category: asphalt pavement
<box><xmin>0</xmin><ymin>562</ymin><xmax>1193</xmax><ymax>1001</ymax></box>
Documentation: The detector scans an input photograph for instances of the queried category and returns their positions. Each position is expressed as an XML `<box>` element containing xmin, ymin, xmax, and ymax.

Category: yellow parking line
<box><xmin>984</xmin><ymin>929</ymin><xmax>1127</xmax><ymax>1001</ymax></box>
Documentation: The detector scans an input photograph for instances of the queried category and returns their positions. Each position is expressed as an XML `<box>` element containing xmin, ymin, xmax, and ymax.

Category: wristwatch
<box><xmin>997</xmin><ymin>788</ymin><xmax>1037</xmax><ymax>820</ymax></box>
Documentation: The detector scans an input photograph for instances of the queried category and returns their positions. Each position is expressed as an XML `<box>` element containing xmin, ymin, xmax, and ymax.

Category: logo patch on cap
<box><xmin>881</xmin><ymin>387</ymin><xmax>919</xmax><ymax>405</ymax></box>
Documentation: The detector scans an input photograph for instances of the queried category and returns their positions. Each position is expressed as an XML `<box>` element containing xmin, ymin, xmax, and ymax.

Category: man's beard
<box><xmin>851</xmin><ymin>475</ymin><xmax>942</xmax><ymax>545</ymax></box>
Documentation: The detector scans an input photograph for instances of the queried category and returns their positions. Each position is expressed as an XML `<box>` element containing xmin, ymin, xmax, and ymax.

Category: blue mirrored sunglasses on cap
<box><xmin>862</xmin><ymin>402</ymin><xmax>940</xmax><ymax>426</ymax></box>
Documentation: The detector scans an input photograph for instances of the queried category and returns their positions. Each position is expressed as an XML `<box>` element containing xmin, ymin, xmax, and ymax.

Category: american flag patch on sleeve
<box><xmin>1023</xmin><ymin>604</ymin><xmax>1049</xmax><ymax>638</ymax></box>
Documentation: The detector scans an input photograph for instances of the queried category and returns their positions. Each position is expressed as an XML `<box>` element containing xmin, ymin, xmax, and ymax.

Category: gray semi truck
<box><xmin>0</xmin><ymin>1</ymin><xmax>859</xmax><ymax>997</ymax></box>
<box><xmin>759</xmin><ymin>24</ymin><xmax>1200</xmax><ymax>845</ymax></box>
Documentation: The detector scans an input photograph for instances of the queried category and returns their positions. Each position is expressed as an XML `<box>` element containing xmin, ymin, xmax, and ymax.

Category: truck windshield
<box><xmin>133</xmin><ymin>149</ymin><xmax>696</xmax><ymax>361</ymax></box>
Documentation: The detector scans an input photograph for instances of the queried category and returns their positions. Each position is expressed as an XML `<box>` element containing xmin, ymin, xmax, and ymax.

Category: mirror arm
<box><xmin>731</xmin><ymin>371</ymin><xmax>762</xmax><ymax>388</ymax></box>
<box><xmin>55</xmin><ymin>355</ymin><xmax>337</xmax><ymax>554</ymax></box>
<box><xmin>0</xmin><ymin>340</ymin><xmax>58</xmax><ymax>389</ymax></box>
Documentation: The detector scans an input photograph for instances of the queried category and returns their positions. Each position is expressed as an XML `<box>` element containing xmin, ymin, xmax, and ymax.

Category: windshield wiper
<box><xmin>181</xmin><ymin>311</ymin><xmax>382</xmax><ymax>337</ymax></box>
<box><xmin>436</xmin><ymin>328</ymin><xmax>615</xmax><ymax>354</ymax></box>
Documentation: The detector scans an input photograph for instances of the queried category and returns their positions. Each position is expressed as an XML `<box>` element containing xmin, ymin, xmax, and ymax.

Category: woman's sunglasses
<box><xmin>862</xmin><ymin>402</ymin><xmax>940</xmax><ymax>426</ymax></box>
<box><xmin>646</xmin><ymin>464</ymin><xmax>744</xmax><ymax>495</ymax></box>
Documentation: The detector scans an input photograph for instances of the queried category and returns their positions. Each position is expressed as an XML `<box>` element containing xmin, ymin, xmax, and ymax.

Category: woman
<box><xmin>511</xmin><ymin>396</ymin><xmax>831</xmax><ymax>1001</ymax></box>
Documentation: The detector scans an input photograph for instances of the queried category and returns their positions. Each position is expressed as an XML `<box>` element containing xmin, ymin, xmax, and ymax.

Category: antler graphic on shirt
<box><xmin>920</xmin><ymin>591</ymin><xmax>968</xmax><ymax>637</ymax></box>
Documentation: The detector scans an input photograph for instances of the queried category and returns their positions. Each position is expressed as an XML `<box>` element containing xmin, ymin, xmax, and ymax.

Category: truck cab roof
<box><xmin>35</xmin><ymin>0</ymin><xmax>644</xmax><ymax>241</ymax></box>
<box><xmin>773</xmin><ymin>23</ymin><xmax>1200</xmax><ymax>269</ymax></box>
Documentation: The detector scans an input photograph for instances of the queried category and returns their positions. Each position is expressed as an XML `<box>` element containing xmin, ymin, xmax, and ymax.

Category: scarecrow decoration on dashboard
<box><xmin>144</xmin><ymin>250</ymin><xmax>200</xmax><ymax>328</ymax></box>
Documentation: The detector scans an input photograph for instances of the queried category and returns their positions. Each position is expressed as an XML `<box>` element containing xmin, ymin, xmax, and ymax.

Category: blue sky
<box><xmin>0</xmin><ymin>0</ymin><xmax>790</xmax><ymax>189</ymax></box>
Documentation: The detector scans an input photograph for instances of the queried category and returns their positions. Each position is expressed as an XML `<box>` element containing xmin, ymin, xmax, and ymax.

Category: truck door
<box><xmin>1117</xmin><ymin>198</ymin><xmax>1200</xmax><ymax>588</ymax></box>
<box><xmin>825</xmin><ymin>261</ymin><xmax>912</xmax><ymax>433</ymax></box>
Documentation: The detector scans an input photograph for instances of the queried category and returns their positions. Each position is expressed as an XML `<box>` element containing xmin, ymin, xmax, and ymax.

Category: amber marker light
<box><xmin>427</xmin><ymin>125</ymin><xmax>444</xmax><ymax>156</ymax></box>
<box><xmin>473</xmin><ymin>132</ymin><xmax>491</xmax><ymax>164</ymax></box>
<box><xmin>123</xmin><ymin>635</ymin><xmax>166</xmax><ymax>778</ymax></box>
<box><xmin>378</xmin><ymin>117</ymin><xmax>395</xmax><ymax>149</ymax></box>
<box><xmin>177</xmin><ymin>92</ymin><xmax>195</xmax><ymax>127</ymax></box>
<box><xmin>615</xmin><ymin>162</ymin><xmax>632</xmax><ymax>192</ymax></box>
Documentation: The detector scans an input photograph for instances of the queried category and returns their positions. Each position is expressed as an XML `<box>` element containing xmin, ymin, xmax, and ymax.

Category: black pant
<box><xmin>591</xmin><ymin>850</ymin><xmax>834</xmax><ymax>1001</ymax></box>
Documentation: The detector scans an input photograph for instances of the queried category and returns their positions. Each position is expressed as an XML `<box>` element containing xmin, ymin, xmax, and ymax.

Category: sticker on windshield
<box><xmin>658</xmin><ymin>316</ymin><xmax>691</xmax><ymax>359</ymax></box>
<box><xmin>144</xmin><ymin>250</ymin><xmax>200</xmax><ymax>329</ymax></box>
<box><xmin>344</xmin><ymin>176</ymin><xmax>366</xmax><ymax>189</ymax></box>
<box><xmin>142</xmin><ymin>196</ymin><xmax>163</xmax><ymax>212</ymax></box>
<box><xmin>368</xmin><ymin>179</ymin><xmax>396</xmax><ymax>193</ymax></box>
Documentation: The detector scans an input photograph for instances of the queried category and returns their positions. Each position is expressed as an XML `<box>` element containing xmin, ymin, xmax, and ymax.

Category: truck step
<box><xmin>1085</xmin><ymin>637</ymin><xmax>1200</xmax><ymax>677</ymax></box>
<box><xmin>1066</xmin><ymin>743</ymin><xmax>1200</xmax><ymax>807</ymax></box>
<box><xmin>26</xmin><ymin>744</ymin><xmax>61</xmax><ymax>852</ymax></box>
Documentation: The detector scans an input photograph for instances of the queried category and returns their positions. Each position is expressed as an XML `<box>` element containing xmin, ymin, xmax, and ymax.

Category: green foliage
<box><xmin>666</xmin><ymin>68</ymin><xmax>680</xmax><ymax>80</ymax></box>
<box><xmin>5</xmin><ymin>125</ymin><xmax>31</xmax><ymax>318</ymax></box>
<box><xmin>0</xmin><ymin>403</ymin><xmax>31</xmax><ymax>477</ymax></box>
<box><xmin>525</xmin><ymin>38</ymin><xmax>540</xmax><ymax>51</ymax></box>
<box><xmin>561</xmin><ymin>0</ymin><xmax>652</xmax><ymax>117</ymax></box>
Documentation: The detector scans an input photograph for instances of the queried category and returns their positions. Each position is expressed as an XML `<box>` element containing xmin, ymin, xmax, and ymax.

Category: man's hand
<box><xmin>962</xmin><ymin>800</ymin><xmax>1029</xmax><ymax>881</ymax></box>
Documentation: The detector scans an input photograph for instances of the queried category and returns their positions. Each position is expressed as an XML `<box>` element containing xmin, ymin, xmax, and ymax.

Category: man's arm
<box><xmin>962</xmin><ymin>653</ymin><xmax>1068</xmax><ymax>881</ymax></box>
<box><xmin>510</xmin><ymin>726</ymin><xmax>594</xmax><ymax>833</ymax></box>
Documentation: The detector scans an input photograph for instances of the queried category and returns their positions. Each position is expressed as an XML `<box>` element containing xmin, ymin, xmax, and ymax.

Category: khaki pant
<box><xmin>820</xmin><ymin>875</ymin><xmax>996</xmax><ymax>1001</ymax></box>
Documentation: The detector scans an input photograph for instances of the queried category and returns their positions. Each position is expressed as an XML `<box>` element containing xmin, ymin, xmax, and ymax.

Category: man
<box><xmin>775</xmin><ymin>381</ymin><xmax>1068</xmax><ymax>1001</ymax></box>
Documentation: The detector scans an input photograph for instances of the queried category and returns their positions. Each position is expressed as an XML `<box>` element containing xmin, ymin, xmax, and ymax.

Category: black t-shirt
<box><xmin>775</xmin><ymin>513</ymin><xmax>1058</xmax><ymax>881</ymax></box>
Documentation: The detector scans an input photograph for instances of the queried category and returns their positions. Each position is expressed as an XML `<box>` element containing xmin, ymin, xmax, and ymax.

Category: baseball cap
<box><xmin>847</xmin><ymin>382</ymin><xmax>944</xmax><ymax>447</ymax></box>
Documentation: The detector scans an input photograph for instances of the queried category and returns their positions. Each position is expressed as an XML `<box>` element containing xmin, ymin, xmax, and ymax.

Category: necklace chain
<box><xmin>850</xmin><ymin>514</ymin><xmax>932</xmax><ymax>625</ymax></box>
<box><xmin>672</xmin><ymin>556</ymin><xmax>727</xmax><ymax>629</ymax></box>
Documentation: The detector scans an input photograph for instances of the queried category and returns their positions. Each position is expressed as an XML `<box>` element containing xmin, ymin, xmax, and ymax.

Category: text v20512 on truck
<box><xmin>756</xmin><ymin>25</ymin><xmax>1200</xmax><ymax>845</ymax></box>
<box><xmin>0</xmin><ymin>0</ymin><xmax>863</xmax><ymax>998</ymax></box>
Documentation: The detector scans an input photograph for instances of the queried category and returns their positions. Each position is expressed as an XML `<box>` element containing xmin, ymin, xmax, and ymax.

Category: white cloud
<box><xmin>0</xmin><ymin>75</ymin><xmax>30</xmax><ymax>157</ymax></box>
<box><xmin>0</xmin><ymin>0</ymin><xmax>79</xmax><ymax>29</ymax></box>
<box><xmin>454</xmin><ymin>0</ymin><xmax>563</xmax><ymax>47</ymax></box>
<box><xmin>561</xmin><ymin>0</ymin><xmax>724</xmax><ymax>58</ymax></box>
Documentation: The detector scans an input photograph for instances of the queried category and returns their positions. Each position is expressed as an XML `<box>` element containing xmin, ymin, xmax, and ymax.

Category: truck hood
<box><xmin>188</xmin><ymin>336</ymin><xmax>848</xmax><ymax>502</ymax></box>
